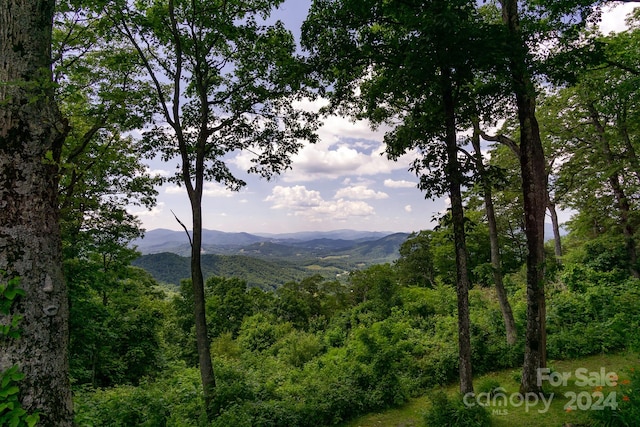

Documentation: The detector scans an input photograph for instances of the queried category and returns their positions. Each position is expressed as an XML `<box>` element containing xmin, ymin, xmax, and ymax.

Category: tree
<box><xmin>497</xmin><ymin>0</ymin><xmax>549</xmax><ymax>393</ymax></box>
<box><xmin>494</xmin><ymin>0</ymin><xmax>623</xmax><ymax>393</ymax></box>
<box><xmin>108</xmin><ymin>0</ymin><xmax>318</xmax><ymax>418</ymax></box>
<box><xmin>53</xmin><ymin>2</ymin><xmax>160</xmax><ymax>256</ymax></box>
<box><xmin>539</xmin><ymin>21</ymin><xmax>640</xmax><ymax>278</ymax></box>
<box><xmin>303</xmin><ymin>0</ymin><xmax>492</xmax><ymax>395</ymax></box>
<box><xmin>68</xmin><ymin>262</ymin><xmax>165</xmax><ymax>387</ymax></box>
<box><xmin>395</xmin><ymin>231</ymin><xmax>436</xmax><ymax>288</ymax></box>
<box><xmin>205</xmin><ymin>276</ymin><xmax>251</xmax><ymax>338</ymax></box>
<box><xmin>470</xmin><ymin>124</ymin><xmax>518</xmax><ymax>345</ymax></box>
<box><xmin>0</xmin><ymin>0</ymin><xmax>73</xmax><ymax>424</ymax></box>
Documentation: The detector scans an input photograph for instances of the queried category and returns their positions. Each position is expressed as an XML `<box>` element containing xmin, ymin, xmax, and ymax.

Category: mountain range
<box><xmin>132</xmin><ymin>229</ymin><xmax>410</xmax><ymax>288</ymax></box>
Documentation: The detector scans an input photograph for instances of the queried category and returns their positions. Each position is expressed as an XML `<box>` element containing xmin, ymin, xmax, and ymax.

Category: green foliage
<box><xmin>237</xmin><ymin>313</ymin><xmax>291</xmax><ymax>353</ymax></box>
<box><xmin>348</xmin><ymin>264</ymin><xmax>400</xmax><ymax>318</ymax></box>
<box><xmin>590</xmin><ymin>367</ymin><xmax>640</xmax><ymax>427</ymax></box>
<box><xmin>469</xmin><ymin>289</ymin><xmax>522</xmax><ymax>373</ymax></box>
<box><xmin>68</xmin><ymin>263</ymin><xmax>166</xmax><ymax>387</ymax></box>
<box><xmin>396</xmin><ymin>231</ymin><xmax>436</xmax><ymax>287</ymax></box>
<box><xmin>423</xmin><ymin>391</ymin><xmax>491</xmax><ymax>427</ymax></box>
<box><xmin>0</xmin><ymin>367</ymin><xmax>40</xmax><ymax>427</ymax></box>
<box><xmin>133</xmin><ymin>252</ymin><xmax>310</xmax><ymax>290</ymax></box>
<box><xmin>0</xmin><ymin>276</ymin><xmax>24</xmax><ymax>340</ymax></box>
<box><xmin>74</xmin><ymin>364</ymin><xmax>206</xmax><ymax>427</ymax></box>
<box><xmin>475</xmin><ymin>378</ymin><xmax>502</xmax><ymax>396</ymax></box>
<box><xmin>73</xmin><ymin>258</ymin><xmax>640</xmax><ymax>426</ymax></box>
<box><xmin>0</xmin><ymin>276</ymin><xmax>24</xmax><ymax>315</ymax></box>
<box><xmin>206</xmin><ymin>277</ymin><xmax>252</xmax><ymax>338</ymax></box>
<box><xmin>0</xmin><ymin>276</ymin><xmax>39</xmax><ymax>427</ymax></box>
<box><xmin>547</xmin><ymin>278</ymin><xmax>640</xmax><ymax>359</ymax></box>
<box><xmin>276</xmin><ymin>331</ymin><xmax>324</xmax><ymax>368</ymax></box>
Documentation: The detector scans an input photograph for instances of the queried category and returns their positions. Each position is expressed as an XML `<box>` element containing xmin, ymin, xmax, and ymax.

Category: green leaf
<box><xmin>1</xmin><ymin>374</ymin><xmax>11</xmax><ymax>389</ymax></box>
<box><xmin>26</xmin><ymin>413</ymin><xmax>40</xmax><ymax>427</ymax></box>
<box><xmin>3</xmin><ymin>287</ymin><xmax>24</xmax><ymax>301</ymax></box>
<box><xmin>8</xmin><ymin>370</ymin><xmax>24</xmax><ymax>382</ymax></box>
<box><xmin>0</xmin><ymin>386</ymin><xmax>19</xmax><ymax>398</ymax></box>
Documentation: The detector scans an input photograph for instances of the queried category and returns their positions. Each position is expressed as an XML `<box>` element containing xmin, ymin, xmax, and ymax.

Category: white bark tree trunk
<box><xmin>0</xmin><ymin>0</ymin><xmax>73</xmax><ymax>425</ymax></box>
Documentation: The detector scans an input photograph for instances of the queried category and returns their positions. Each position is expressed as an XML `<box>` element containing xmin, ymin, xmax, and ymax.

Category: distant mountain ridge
<box><xmin>132</xmin><ymin>229</ymin><xmax>410</xmax><ymax>288</ymax></box>
<box><xmin>133</xmin><ymin>228</ymin><xmax>397</xmax><ymax>256</ymax></box>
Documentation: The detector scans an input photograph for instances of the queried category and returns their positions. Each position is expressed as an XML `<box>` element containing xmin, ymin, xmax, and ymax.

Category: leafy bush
<box><xmin>590</xmin><ymin>367</ymin><xmax>640</xmax><ymax>427</ymax></box>
<box><xmin>74</xmin><ymin>364</ymin><xmax>206</xmax><ymax>427</ymax></box>
<box><xmin>0</xmin><ymin>366</ymin><xmax>39</xmax><ymax>427</ymax></box>
<box><xmin>0</xmin><ymin>275</ymin><xmax>39</xmax><ymax>427</ymax></box>
<box><xmin>423</xmin><ymin>391</ymin><xmax>491</xmax><ymax>427</ymax></box>
<box><xmin>476</xmin><ymin>378</ymin><xmax>502</xmax><ymax>396</ymax></box>
<box><xmin>547</xmin><ymin>280</ymin><xmax>640</xmax><ymax>359</ymax></box>
<box><xmin>237</xmin><ymin>314</ymin><xmax>291</xmax><ymax>352</ymax></box>
<box><xmin>276</xmin><ymin>331</ymin><xmax>324</xmax><ymax>367</ymax></box>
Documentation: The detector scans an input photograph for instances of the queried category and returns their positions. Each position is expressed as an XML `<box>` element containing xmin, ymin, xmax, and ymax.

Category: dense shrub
<box><xmin>73</xmin><ymin>263</ymin><xmax>640</xmax><ymax>427</ymax></box>
<box><xmin>590</xmin><ymin>367</ymin><xmax>640</xmax><ymax>427</ymax></box>
<box><xmin>423</xmin><ymin>391</ymin><xmax>491</xmax><ymax>427</ymax></box>
<box><xmin>74</xmin><ymin>364</ymin><xmax>206</xmax><ymax>427</ymax></box>
<box><xmin>547</xmin><ymin>280</ymin><xmax>640</xmax><ymax>359</ymax></box>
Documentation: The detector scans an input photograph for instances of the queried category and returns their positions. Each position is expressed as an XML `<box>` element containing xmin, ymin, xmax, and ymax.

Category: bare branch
<box><xmin>171</xmin><ymin>209</ymin><xmax>193</xmax><ymax>248</ymax></box>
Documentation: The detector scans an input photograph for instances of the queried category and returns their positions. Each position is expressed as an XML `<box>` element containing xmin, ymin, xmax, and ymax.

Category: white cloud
<box><xmin>165</xmin><ymin>182</ymin><xmax>235</xmax><ymax>198</ymax></box>
<box><xmin>264</xmin><ymin>185</ymin><xmax>323</xmax><ymax>209</ymax></box>
<box><xmin>334</xmin><ymin>185</ymin><xmax>389</xmax><ymax>200</ymax></box>
<box><xmin>384</xmin><ymin>179</ymin><xmax>416</xmax><ymax>189</ymax></box>
<box><xmin>598</xmin><ymin>3</ymin><xmax>638</xmax><ymax>34</ymax></box>
<box><xmin>292</xmin><ymin>143</ymin><xmax>364</xmax><ymax>177</ymax></box>
<box><xmin>227</xmin><ymin>96</ymin><xmax>420</xmax><ymax>183</ymax></box>
<box><xmin>265</xmin><ymin>185</ymin><xmax>375</xmax><ymax>221</ymax></box>
<box><xmin>203</xmin><ymin>183</ymin><xmax>235</xmax><ymax>198</ymax></box>
<box><xmin>165</xmin><ymin>185</ymin><xmax>184</xmax><ymax>194</ymax></box>
<box><xmin>311</xmin><ymin>199</ymin><xmax>375</xmax><ymax>219</ymax></box>
<box><xmin>146</xmin><ymin>167</ymin><xmax>170</xmax><ymax>177</ymax></box>
<box><xmin>405</xmin><ymin>205</ymin><xmax>412</xmax><ymax>213</ymax></box>
<box><xmin>130</xmin><ymin>202</ymin><xmax>164</xmax><ymax>218</ymax></box>
<box><xmin>284</xmin><ymin>140</ymin><xmax>419</xmax><ymax>182</ymax></box>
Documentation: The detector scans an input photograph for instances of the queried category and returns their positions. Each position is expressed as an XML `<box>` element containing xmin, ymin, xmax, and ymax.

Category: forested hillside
<box><xmin>132</xmin><ymin>252</ymin><xmax>309</xmax><ymax>289</ymax></box>
<box><xmin>132</xmin><ymin>232</ymin><xmax>409</xmax><ymax>287</ymax></box>
<box><xmin>1</xmin><ymin>0</ymin><xmax>639</xmax><ymax>426</ymax></box>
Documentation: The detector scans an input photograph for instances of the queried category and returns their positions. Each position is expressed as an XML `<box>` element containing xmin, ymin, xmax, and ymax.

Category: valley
<box><xmin>132</xmin><ymin>229</ymin><xmax>410</xmax><ymax>288</ymax></box>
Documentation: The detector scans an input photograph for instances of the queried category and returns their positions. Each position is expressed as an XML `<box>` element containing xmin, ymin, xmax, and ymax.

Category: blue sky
<box><xmin>127</xmin><ymin>1</ymin><xmax>636</xmax><ymax>234</ymax></box>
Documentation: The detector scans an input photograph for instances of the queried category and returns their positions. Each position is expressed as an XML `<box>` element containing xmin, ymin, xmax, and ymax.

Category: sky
<box><xmin>127</xmin><ymin>1</ymin><xmax>638</xmax><ymax>235</ymax></box>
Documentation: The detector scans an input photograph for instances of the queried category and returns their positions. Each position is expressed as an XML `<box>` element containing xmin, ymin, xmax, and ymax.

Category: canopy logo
<box><xmin>463</xmin><ymin>367</ymin><xmax>620</xmax><ymax>415</ymax></box>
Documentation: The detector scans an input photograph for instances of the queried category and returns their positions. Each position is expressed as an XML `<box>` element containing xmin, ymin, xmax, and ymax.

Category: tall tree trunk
<box><xmin>547</xmin><ymin>198</ymin><xmax>563</xmax><ymax>263</ymax></box>
<box><xmin>500</xmin><ymin>0</ymin><xmax>547</xmax><ymax>394</ymax></box>
<box><xmin>588</xmin><ymin>103</ymin><xmax>640</xmax><ymax>278</ymax></box>
<box><xmin>442</xmin><ymin>68</ymin><xmax>473</xmax><ymax>395</ymax></box>
<box><xmin>189</xmin><ymin>194</ymin><xmax>217</xmax><ymax>418</ymax></box>
<box><xmin>619</xmin><ymin>114</ymin><xmax>640</xmax><ymax>186</ymax></box>
<box><xmin>471</xmin><ymin>125</ymin><xmax>517</xmax><ymax>346</ymax></box>
<box><xmin>0</xmin><ymin>0</ymin><xmax>74</xmax><ymax>425</ymax></box>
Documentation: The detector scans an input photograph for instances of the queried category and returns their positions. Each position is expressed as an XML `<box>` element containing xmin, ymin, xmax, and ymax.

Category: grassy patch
<box><xmin>341</xmin><ymin>352</ymin><xmax>639</xmax><ymax>427</ymax></box>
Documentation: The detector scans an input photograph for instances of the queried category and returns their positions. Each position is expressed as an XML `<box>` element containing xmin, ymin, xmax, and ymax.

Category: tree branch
<box><xmin>171</xmin><ymin>209</ymin><xmax>193</xmax><ymax>248</ymax></box>
<box><xmin>473</xmin><ymin>119</ymin><xmax>520</xmax><ymax>157</ymax></box>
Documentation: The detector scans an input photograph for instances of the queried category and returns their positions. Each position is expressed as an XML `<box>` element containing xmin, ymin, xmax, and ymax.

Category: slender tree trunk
<box><xmin>188</xmin><ymin>189</ymin><xmax>217</xmax><ymax>418</ymax></box>
<box><xmin>0</xmin><ymin>0</ymin><xmax>74</xmax><ymax>425</ymax></box>
<box><xmin>121</xmin><ymin>0</ymin><xmax>220</xmax><ymax>419</ymax></box>
<box><xmin>547</xmin><ymin>199</ymin><xmax>563</xmax><ymax>263</ymax></box>
<box><xmin>619</xmin><ymin>115</ymin><xmax>640</xmax><ymax>186</ymax></box>
<box><xmin>500</xmin><ymin>0</ymin><xmax>547</xmax><ymax>394</ymax></box>
<box><xmin>588</xmin><ymin>103</ymin><xmax>640</xmax><ymax>278</ymax></box>
<box><xmin>442</xmin><ymin>68</ymin><xmax>473</xmax><ymax>395</ymax></box>
<box><xmin>471</xmin><ymin>125</ymin><xmax>517</xmax><ymax>346</ymax></box>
